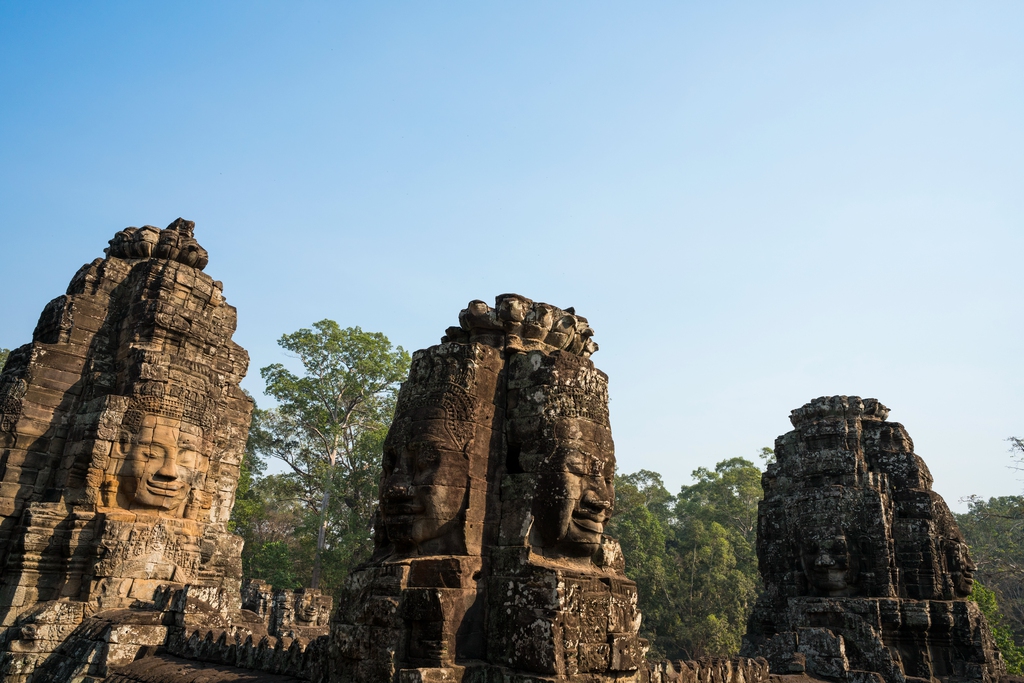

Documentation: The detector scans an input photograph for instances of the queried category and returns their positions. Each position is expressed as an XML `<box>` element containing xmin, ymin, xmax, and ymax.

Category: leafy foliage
<box><xmin>955</xmin><ymin>439</ymin><xmax>1024</xmax><ymax>667</ymax></box>
<box><xmin>243</xmin><ymin>321</ymin><xmax>409</xmax><ymax>593</ymax></box>
<box><xmin>610</xmin><ymin>456</ymin><xmax>764</xmax><ymax>659</ymax></box>
<box><xmin>0</xmin><ymin>347</ymin><xmax>9</xmax><ymax>370</ymax></box>
<box><xmin>971</xmin><ymin>582</ymin><xmax>1024</xmax><ymax>675</ymax></box>
<box><xmin>958</xmin><ymin>501</ymin><xmax>1024</xmax><ymax>657</ymax></box>
<box><xmin>231</xmin><ymin>404</ymin><xmax>304</xmax><ymax>590</ymax></box>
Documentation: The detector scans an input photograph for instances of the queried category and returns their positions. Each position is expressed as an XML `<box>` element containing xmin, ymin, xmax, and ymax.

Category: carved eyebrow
<box><xmin>142</xmin><ymin>442</ymin><xmax>169</xmax><ymax>457</ymax></box>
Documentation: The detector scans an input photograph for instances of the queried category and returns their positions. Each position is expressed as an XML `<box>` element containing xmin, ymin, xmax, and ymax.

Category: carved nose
<box><xmin>154</xmin><ymin>448</ymin><xmax>179</xmax><ymax>481</ymax></box>
<box><xmin>387</xmin><ymin>483</ymin><xmax>412</xmax><ymax>499</ymax></box>
<box><xmin>816</xmin><ymin>552</ymin><xmax>836</xmax><ymax>568</ymax></box>
<box><xmin>581</xmin><ymin>490</ymin><xmax>611</xmax><ymax>513</ymax></box>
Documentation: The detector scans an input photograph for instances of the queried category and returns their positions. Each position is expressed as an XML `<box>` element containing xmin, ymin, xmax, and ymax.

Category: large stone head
<box><xmin>530</xmin><ymin>441</ymin><xmax>614</xmax><ymax>559</ymax></box>
<box><xmin>0</xmin><ymin>220</ymin><xmax>253</xmax><ymax>623</ymax></box>
<box><xmin>379</xmin><ymin>343</ymin><xmax>501</xmax><ymax>556</ymax></box>
<box><xmin>945</xmin><ymin>538</ymin><xmax>976</xmax><ymax>597</ymax></box>
<box><xmin>110</xmin><ymin>391</ymin><xmax>214</xmax><ymax>517</ymax></box>
<box><xmin>507</xmin><ymin>349</ymin><xmax>615</xmax><ymax>565</ymax></box>
<box><xmin>796</xmin><ymin>519</ymin><xmax>864</xmax><ymax>597</ymax></box>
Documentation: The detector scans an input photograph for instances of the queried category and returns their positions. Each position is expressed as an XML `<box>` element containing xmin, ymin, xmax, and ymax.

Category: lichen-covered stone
<box><xmin>741</xmin><ymin>396</ymin><xmax>1007</xmax><ymax>683</ymax></box>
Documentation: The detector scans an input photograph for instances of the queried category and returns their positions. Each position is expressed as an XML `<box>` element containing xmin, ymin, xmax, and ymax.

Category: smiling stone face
<box><xmin>531</xmin><ymin>445</ymin><xmax>614</xmax><ymax>559</ymax></box>
<box><xmin>374</xmin><ymin>342</ymin><xmax>502</xmax><ymax>558</ymax></box>
<box><xmin>799</xmin><ymin>531</ymin><xmax>861</xmax><ymax>597</ymax></box>
<box><xmin>946</xmin><ymin>538</ymin><xmax>976</xmax><ymax>597</ymax></box>
<box><xmin>504</xmin><ymin>349</ymin><xmax>616</xmax><ymax>567</ymax></box>
<box><xmin>381</xmin><ymin>418</ymin><xmax>471</xmax><ymax>553</ymax></box>
<box><xmin>113</xmin><ymin>413</ymin><xmax>210</xmax><ymax>516</ymax></box>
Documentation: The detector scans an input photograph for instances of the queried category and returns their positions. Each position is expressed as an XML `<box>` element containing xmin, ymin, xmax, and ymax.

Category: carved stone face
<box><xmin>947</xmin><ymin>540</ymin><xmax>976</xmax><ymax>597</ymax></box>
<box><xmin>532</xmin><ymin>446</ymin><xmax>614</xmax><ymax>559</ymax></box>
<box><xmin>380</xmin><ymin>419</ymin><xmax>469</xmax><ymax>553</ymax></box>
<box><xmin>296</xmin><ymin>591</ymin><xmax>321</xmax><ymax>624</ymax></box>
<box><xmin>800</xmin><ymin>532</ymin><xmax>859</xmax><ymax>596</ymax></box>
<box><xmin>115</xmin><ymin>414</ymin><xmax>209</xmax><ymax>515</ymax></box>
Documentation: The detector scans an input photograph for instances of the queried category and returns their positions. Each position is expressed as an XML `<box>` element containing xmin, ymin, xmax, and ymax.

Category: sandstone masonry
<box><xmin>741</xmin><ymin>396</ymin><xmax>1006</xmax><ymax>683</ymax></box>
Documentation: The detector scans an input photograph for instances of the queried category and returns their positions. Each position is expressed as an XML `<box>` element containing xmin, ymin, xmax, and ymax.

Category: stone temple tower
<box><xmin>330</xmin><ymin>294</ymin><xmax>648</xmax><ymax>682</ymax></box>
<box><xmin>0</xmin><ymin>220</ymin><xmax>252</xmax><ymax>677</ymax></box>
<box><xmin>742</xmin><ymin>396</ymin><xmax>1006</xmax><ymax>683</ymax></box>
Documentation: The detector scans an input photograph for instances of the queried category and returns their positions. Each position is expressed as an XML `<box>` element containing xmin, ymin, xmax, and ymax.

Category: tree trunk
<box><xmin>311</xmin><ymin>450</ymin><xmax>337</xmax><ymax>590</ymax></box>
<box><xmin>311</xmin><ymin>487</ymin><xmax>330</xmax><ymax>589</ymax></box>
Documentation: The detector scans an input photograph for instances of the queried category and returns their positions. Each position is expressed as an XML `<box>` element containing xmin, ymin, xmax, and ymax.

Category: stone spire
<box><xmin>331</xmin><ymin>294</ymin><xmax>645</xmax><ymax>682</ymax></box>
<box><xmin>741</xmin><ymin>396</ymin><xmax>1005</xmax><ymax>683</ymax></box>
<box><xmin>0</xmin><ymin>219</ymin><xmax>252</xmax><ymax>675</ymax></box>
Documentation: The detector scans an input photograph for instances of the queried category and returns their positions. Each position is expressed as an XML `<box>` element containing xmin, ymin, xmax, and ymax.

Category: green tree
<box><xmin>675</xmin><ymin>457</ymin><xmax>762</xmax><ymax>567</ymax></box>
<box><xmin>958</xmin><ymin>495</ymin><xmax>1024</xmax><ymax>647</ymax></box>
<box><xmin>231</xmin><ymin>406</ymin><xmax>306</xmax><ymax>590</ymax></box>
<box><xmin>666</xmin><ymin>457</ymin><xmax>762</xmax><ymax>658</ymax></box>
<box><xmin>971</xmin><ymin>581</ymin><xmax>1024</xmax><ymax>675</ymax></box>
<box><xmin>251</xmin><ymin>321</ymin><xmax>410</xmax><ymax>590</ymax></box>
<box><xmin>0</xmin><ymin>348</ymin><xmax>9</xmax><ymax>370</ymax></box>
<box><xmin>956</xmin><ymin>439</ymin><xmax>1024</xmax><ymax>660</ymax></box>
<box><xmin>612</xmin><ymin>457</ymin><xmax>764</xmax><ymax>659</ymax></box>
<box><xmin>608</xmin><ymin>471</ymin><xmax>672</xmax><ymax>654</ymax></box>
<box><xmin>956</xmin><ymin>439</ymin><xmax>1024</xmax><ymax>647</ymax></box>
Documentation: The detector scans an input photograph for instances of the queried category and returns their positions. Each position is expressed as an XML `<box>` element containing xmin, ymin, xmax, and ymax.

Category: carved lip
<box><xmin>145</xmin><ymin>480</ymin><xmax>183</xmax><ymax>497</ymax></box>
<box><xmin>812</xmin><ymin>570</ymin><xmax>850</xmax><ymax>590</ymax></box>
<box><xmin>571</xmin><ymin>514</ymin><xmax>605</xmax><ymax>534</ymax></box>
<box><xmin>385</xmin><ymin>503</ymin><xmax>425</xmax><ymax>516</ymax></box>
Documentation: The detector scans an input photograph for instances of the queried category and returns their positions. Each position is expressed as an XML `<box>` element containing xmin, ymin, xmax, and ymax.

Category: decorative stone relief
<box><xmin>330</xmin><ymin>295</ymin><xmax>646</xmax><ymax>683</ymax></box>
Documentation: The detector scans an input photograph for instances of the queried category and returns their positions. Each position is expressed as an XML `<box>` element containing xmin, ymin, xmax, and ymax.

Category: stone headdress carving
<box><xmin>444</xmin><ymin>293</ymin><xmax>599</xmax><ymax>358</ymax></box>
<box><xmin>391</xmin><ymin>347</ymin><xmax>479</xmax><ymax>453</ymax></box>
<box><xmin>105</xmin><ymin>218</ymin><xmax>210</xmax><ymax>270</ymax></box>
<box><xmin>120</xmin><ymin>392</ymin><xmax>216</xmax><ymax>437</ymax></box>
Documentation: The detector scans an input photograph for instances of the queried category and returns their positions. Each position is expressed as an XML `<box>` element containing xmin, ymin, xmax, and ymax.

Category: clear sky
<box><xmin>1</xmin><ymin>2</ymin><xmax>1021</xmax><ymax>509</ymax></box>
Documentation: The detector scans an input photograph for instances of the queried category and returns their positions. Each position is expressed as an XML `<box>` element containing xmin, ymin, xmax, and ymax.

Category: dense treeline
<box><xmin>609</xmin><ymin>457</ymin><xmax>764</xmax><ymax>659</ymax></box>
<box><xmin>954</xmin><ymin>440</ymin><xmax>1024</xmax><ymax>673</ymax></box>
<box><xmin>228</xmin><ymin>321</ymin><xmax>1024</xmax><ymax>665</ymax></box>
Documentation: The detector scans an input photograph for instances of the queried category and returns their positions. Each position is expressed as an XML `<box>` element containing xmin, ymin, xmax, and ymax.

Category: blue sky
<box><xmin>1</xmin><ymin>2</ymin><xmax>1022</xmax><ymax>509</ymax></box>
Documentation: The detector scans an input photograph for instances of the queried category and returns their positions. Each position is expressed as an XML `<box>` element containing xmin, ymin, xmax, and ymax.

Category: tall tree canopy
<box><xmin>610</xmin><ymin>456</ymin><xmax>764</xmax><ymax>659</ymax></box>
<box><xmin>954</xmin><ymin>439</ymin><xmax>1024</xmax><ymax>667</ymax></box>
<box><xmin>245</xmin><ymin>321</ymin><xmax>410</xmax><ymax>591</ymax></box>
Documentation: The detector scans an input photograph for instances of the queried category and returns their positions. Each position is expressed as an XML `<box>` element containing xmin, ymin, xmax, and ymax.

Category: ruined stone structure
<box><xmin>0</xmin><ymin>220</ymin><xmax>247</xmax><ymax>628</ymax></box>
<box><xmin>0</xmin><ymin>221</ymin><xmax>330</xmax><ymax>682</ymax></box>
<box><xmin>330</xmin><ymin>294</ymin><xmax>651</xmax><ymax>682</ymax></box>
<box><xmin>1</xmin><ymin>227</ymin><xmax>766</xmax><ymax>683</ymax></box>
<box><xmin>742</xmin><ymin>396</ymin><xmax>1006</xmax><ymax>683</ymax></box>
